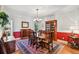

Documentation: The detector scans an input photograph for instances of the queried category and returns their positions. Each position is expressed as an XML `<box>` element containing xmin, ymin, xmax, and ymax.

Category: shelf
<box><xmin>45</xmin><ymin>20</ymin><xmax>57</xmax><ymax>41</ymax></box>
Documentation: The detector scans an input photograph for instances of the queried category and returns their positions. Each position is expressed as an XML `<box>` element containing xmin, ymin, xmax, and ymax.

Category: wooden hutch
<box><xmin>39</xmin><ymin>20</ymin><xmax>57</xmax><ymax>42</ymax></box>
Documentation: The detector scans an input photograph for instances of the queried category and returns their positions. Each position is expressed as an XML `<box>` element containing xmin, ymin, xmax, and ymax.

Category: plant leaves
<box><xmin>0</xmin><ymin>12</ymin><xmax>9</xmax><ymax>27</ymax></box>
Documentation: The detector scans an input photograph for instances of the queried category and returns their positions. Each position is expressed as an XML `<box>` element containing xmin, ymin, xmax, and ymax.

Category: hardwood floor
<box><xmin>58</xmin><ymin>45</ymin><xmax>79</xmax><ymax>54</ymax></box>
<box><xmin>56</xmin><ymin>40</ymin><xmax>79</xmax><ymax>54</ymax></box>
<box><xmin>13</xmin><ymin>50</ymin><xmax>22</xmax><ymax>54</ymax></box>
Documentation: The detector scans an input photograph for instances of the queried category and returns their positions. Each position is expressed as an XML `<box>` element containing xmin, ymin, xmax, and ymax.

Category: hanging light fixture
<box><xmin>33</xmin><ymin>9</ymin><xmax>42</xmax><ymax>22</ymax></box>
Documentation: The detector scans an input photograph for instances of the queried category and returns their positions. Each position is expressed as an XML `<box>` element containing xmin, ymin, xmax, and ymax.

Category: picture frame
<box><xmin>21</xmin><ymin>21</ymin><xmax>29</xmax><ymax>28</ymax></box>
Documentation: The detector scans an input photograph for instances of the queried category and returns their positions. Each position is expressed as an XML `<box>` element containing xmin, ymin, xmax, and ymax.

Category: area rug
<box><xmin>53</xmin><ymin>42</ymin><xmax>64</xmax><ymax>54</ymax></box>
<box><xmin>16</xmin><ymin>39</ymin><xmax>64</xmax><ymax>54</ymax></box>
<box><xmin>16</xmin><ymin>39</ymin><xmax>48</xmax><ymax>54</ymax></box>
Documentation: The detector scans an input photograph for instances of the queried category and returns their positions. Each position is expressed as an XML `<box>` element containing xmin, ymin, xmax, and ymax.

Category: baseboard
<box><xmin>57</xmin><ymin>39</ymin><xmax>68</xmax><ymax>45</ymax></box>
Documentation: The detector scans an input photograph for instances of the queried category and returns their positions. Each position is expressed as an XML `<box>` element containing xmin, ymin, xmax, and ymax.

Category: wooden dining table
<box><xmin>37</xmin><ymin>35</ymin><xmax>53</xmax><ymax>52</ymax></box>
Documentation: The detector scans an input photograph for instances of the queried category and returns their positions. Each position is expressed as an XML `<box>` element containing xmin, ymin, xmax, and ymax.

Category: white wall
<box><xmin>39</xmin><ymin>8</ymin><xmax>79</xmax><ymax>33</ymax></box>
<box><xmin>55</xmin><ymin>8</ymin><xmax>79</xmax><ymax>33</ymax></box>
<box><xmin>2</xmin><ymin>6</ymin><xmax>79</xmax><ymax>33</ymax></box>
<box><xmin>12</xmin><ymin>16</ymin><xmax>34</xmax><ymax>32</ymax></box>
<box><xmin>3</xmin><ymin>7</ymin><xmax>35</xmax><ymax>32</ymax></box>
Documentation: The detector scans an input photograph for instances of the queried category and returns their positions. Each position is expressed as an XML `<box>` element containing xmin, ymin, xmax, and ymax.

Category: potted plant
<box><xmin>0</xmin><ymin>11</ymin><xmax>9</xmax><ymax>40</ymax></box>
<box><xmin>34</xmin><ymin>22</ymin><xmax>38</xmax><ymax>32</ymax></box>
<box><xmin>0</xmin><ymin>12</ymin><xmax>9</xmax><ymax>27</ymax></box>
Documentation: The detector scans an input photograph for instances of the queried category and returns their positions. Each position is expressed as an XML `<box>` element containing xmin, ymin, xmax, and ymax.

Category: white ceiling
<box><xmin>3</xmin><ymin>5</ymin><xmax>79</xmax><ymax>17</ymax></box>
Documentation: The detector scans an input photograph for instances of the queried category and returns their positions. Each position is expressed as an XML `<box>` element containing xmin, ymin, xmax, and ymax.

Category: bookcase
<box><xmin>45</xmin><ymin>20</ymin><xmax>57</xmax><ymax>41</ymax></box>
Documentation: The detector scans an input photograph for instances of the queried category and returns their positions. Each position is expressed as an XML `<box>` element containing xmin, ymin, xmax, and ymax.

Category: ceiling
<box><xmin>3</xmin><ymin>5</ymin><xmax>79</xmax><ymax>17</ymax></box>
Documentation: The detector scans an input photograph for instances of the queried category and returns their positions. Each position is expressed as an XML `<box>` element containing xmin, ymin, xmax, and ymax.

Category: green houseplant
<box><xmin>0</xmin><ymin>11</ymin><xmax>9</xmax><ymax>38</ymax></box>
<box><xmin>34</xmin><ymin>22</ymin><xmax>38</xmax><ymax>32</ymax></box>
<box><xmin>0</xmin><ymin>12</ymin><xmax>9</xmax><ymax>27</ymax></box>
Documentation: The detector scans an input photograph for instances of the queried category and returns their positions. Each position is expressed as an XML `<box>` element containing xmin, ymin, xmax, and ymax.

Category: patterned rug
<box><xmin>53</xmin><ymin>42</ymin><xmax>64</xmax><ymax>54</ymax></box>
<box><xmin>16</xmin><ymin>39</ymin><xmax>64</xmax><ymax>54</ymax></box>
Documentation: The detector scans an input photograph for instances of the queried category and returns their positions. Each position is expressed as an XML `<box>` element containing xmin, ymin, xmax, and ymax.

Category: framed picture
<box><xmin>21</xmin><ymin>21</ymin><xmax>29</xmax><ymax>28</ymax></box>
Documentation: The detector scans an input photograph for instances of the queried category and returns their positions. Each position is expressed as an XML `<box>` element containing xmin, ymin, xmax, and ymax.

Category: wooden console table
<box><xmin>69</xmin><ymin>35</ymin><xmax>79</xmax><ymax>41</ymax></box>
<box><xmin>68</xmin><ymin>35</ymin><xmax>79</xmax><ymax>49</ymax></box>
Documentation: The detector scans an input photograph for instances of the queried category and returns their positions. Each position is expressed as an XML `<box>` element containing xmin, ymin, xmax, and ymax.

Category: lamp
<box><xmin>33</xmin><ymin>9</ymin><xmax>42</xmax><ymax>22</ymax></box>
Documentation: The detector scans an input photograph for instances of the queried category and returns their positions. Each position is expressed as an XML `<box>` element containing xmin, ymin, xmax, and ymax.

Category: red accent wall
<box><xmin>57</xmin><ymin>32</ymin><xmax>79</xmax><ymax>42</ymax></box>
<box><xmin>13</xmin><ymin>32</ymin><xmax>21</xmax><ymax>38</ymax></box>
<box><xmin>57</xmin><ymin>32</ymin><xmax>71</xmax><ymax>41</ymax></box>
<box><xmin>13</xmin><ymin>31</ymin><xmax>79</xmax><ymax>42</ymax></box>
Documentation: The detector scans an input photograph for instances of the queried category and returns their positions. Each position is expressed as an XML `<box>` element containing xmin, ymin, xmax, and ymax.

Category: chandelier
<box><xmin>33</xmin><ymin>9</ymin><xmax>42</xmax><ymax>22</ymax></box>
